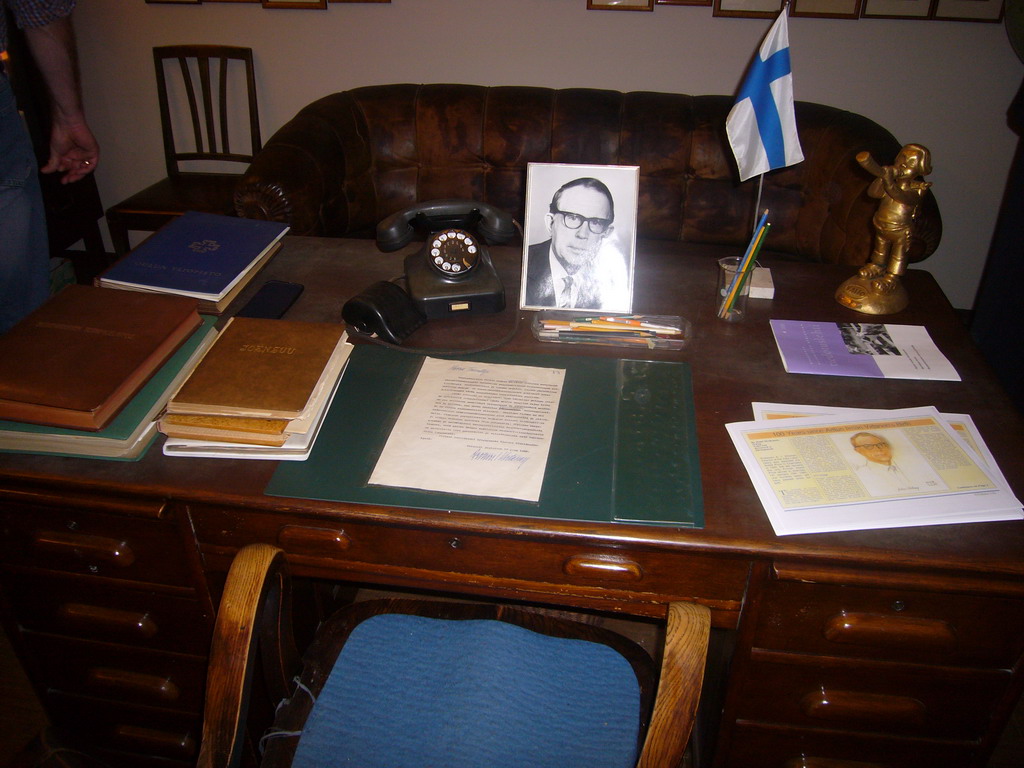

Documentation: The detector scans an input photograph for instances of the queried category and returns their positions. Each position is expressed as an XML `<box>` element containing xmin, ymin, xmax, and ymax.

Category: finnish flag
<box><xmin>726</xmin><ymin>8</ymin><xmax>804</xmax><ymax>182</ymax></box>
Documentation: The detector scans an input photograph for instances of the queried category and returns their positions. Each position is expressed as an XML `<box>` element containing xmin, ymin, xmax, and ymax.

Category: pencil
<box><xmin>719</xmin><ymin>213</ymin><xmax>769</xmax><ymax>319</ymax></box>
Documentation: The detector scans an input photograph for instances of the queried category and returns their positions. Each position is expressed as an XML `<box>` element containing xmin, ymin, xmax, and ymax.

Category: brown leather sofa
<box><xmin>233</xmin><ymin>84</ymin><xmax>940</xmax><ymax>265</ymax></box>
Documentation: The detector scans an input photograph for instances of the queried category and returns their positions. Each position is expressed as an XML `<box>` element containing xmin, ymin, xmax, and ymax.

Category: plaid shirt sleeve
<box><xmin>8</xmin><ymin>0</ymin><xmax>77</xmax><ymax>32</ymax></box>
<box><xmin>1</xmin><ymin>0</ymin><xmax>75</xmax><ymax>59</ymax></box>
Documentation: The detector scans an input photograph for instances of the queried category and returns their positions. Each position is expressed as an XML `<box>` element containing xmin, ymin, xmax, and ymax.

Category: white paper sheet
<box><xmin>369</xmin><ymin>357</ymin><xmax>566</xmax><ymax>502</ymax></box>
<box><xmin>727</xmin><ymin>405</ymin><xmax>1023</xmax><ymax>535</ymax></box>
<box><xmin>751</xmin><ymin>403</ymin><xmax>1005</xmax><ymax>474</ymax></box>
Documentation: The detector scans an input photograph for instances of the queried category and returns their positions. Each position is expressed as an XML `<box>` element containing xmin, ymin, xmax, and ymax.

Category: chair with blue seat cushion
<box><xmin>197</xmin><ymin>544</ymin><xmax>710</xmax><ymax>768</ymax></box>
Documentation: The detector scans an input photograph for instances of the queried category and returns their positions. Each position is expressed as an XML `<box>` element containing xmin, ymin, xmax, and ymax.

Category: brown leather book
<box><xmin>158</xmin><ymin>413</ymin><xmax>291</xmax><ymax>446</ymax></box>
<box><xmin>161</xmin><ymin>413</ymin><xmax>291</xmax><ymax>435</ymax></box>
<box><xmin>166</xmin><ymin>317</ymin><xmax>348</xmax><ymax>419</ymax></box>
<box><xmin>0</xmin><ymin>285</ymin><xmax>201</xmax><ymax>431</ymax></box>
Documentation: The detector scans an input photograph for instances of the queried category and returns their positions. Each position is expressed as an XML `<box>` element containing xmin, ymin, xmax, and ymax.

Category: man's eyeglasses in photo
<box><xmin>554</xmin><ymin>210</ymin><xmax>612</xmax><ymax>235</ymax></box>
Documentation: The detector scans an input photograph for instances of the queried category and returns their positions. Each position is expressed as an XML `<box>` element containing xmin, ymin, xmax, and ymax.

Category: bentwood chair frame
<box><xmin>197</xmin><ymin>544</ymin><xmax>711</xmax><ymax>768</ymax></box>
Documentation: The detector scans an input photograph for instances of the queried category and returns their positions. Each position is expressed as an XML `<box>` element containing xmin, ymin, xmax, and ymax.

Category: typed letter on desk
<box><xmin>369</xmin><ymin>357</ymin><xmax>566</xmax><ymax>501</ymax></box>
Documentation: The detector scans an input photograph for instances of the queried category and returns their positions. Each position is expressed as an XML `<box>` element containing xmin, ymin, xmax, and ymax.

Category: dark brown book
<box><xmin>0</xmin><ymin>285</ymin><xmax>201</xmax><ymax>431</ymax></box>
<box><xmin>166</xmin><ymin>317</ymin><xmax>348</xmax><ymax>419</ymax></box>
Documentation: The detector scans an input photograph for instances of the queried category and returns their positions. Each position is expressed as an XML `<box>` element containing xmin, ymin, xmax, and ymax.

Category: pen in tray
<box><xmin>531</xmin><ymin>313</ymin><xmax>692</xmax><ymax>350</ymax></box>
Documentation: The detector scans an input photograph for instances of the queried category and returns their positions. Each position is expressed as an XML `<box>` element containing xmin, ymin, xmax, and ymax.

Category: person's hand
<box><xmin>41</xmin><ymin>120</ymin><xmax>100</xmax><ymax>184</ymax></box>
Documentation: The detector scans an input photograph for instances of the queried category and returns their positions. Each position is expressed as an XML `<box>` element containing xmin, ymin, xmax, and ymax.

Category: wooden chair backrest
<box><xmin>153</xmin><ymin>44</ymin><xmax>262</xmax><ymax>178</ymax></box>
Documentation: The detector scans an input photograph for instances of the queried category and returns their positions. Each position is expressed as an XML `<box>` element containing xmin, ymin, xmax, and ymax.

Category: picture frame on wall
<box><xmin>656</xmin><ymin>0</ymin><xmax>713</xmax><ymax>6</ymax></box>
<box><xmin>713</xmin><ymin>0</ymin><xmax>784</xmax><ymax>18</ymax></box>
<box><xmin>933</xmin><ymin>0</ymin><xmax>1003</xmax><ymax>21</ymax></box>
<box><xmin>791</xmin><ymin>0</ymin><xmax>862</xmax><ymax>17</ymax></box>
<box><xmin>262</xmin><ymin>0</ymin><xmax>326</xmax><ymax>7</ymax></box>
<box><xmin>587</xmin><ymin>0</ymin><xmax>655</xmax><ymax>10</ymax></box>
<box><xmin>861</xmin><ymin>0</ymin><xmax>932</xmax><ymax>17</ymax></box>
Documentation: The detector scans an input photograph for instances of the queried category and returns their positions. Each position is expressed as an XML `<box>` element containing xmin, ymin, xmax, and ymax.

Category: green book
<box><xmin>266</xmin><ymin>345</ymin><xmax>703</xmax><ymax>528</ymax></box>
<box><xmin>0</xmin><ymin>315</ymin><xmax>217</xmax><ymax>461</ymax></box>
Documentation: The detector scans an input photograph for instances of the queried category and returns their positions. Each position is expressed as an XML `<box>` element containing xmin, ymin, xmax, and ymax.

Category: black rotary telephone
<box><xmin>342</xmin><ymin>200</ymin><xmax>517</xmax><ymax>344</ymax></box>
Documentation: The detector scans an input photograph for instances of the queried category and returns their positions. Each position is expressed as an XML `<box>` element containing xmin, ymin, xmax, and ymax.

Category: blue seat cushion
<box><xmin>291</xmin><ymin>613</ymin><xmax>642</xmax><ymax>768</ymax></box>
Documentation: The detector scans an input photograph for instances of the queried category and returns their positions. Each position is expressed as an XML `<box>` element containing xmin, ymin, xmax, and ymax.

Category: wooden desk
<box><xmin>1</xmin><ymin>237</ymin><xmax>1022</xmax><ymax>768</ymax></box>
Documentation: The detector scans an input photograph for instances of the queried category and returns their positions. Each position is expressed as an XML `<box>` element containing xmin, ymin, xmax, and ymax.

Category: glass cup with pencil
<box><xmin>717</xmin><ymin>210</ymin><xmax>770</xmax><ymax>322</ymax></box>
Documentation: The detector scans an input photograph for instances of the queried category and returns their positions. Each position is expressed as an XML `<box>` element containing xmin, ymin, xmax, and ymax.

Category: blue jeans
<box><xmin>0</xmin><ymin>72</ymin><xmax>50</xmax><ymax>335</ymax></box>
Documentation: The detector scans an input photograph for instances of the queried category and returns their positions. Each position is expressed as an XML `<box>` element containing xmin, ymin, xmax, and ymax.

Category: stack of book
<box><xmin>0</xmin><ymin>285</ymin><xmax>214</xmax><ymax>460</ymax></box>
<box><xmin>97</xmin><ymin>211</ymin><xmax>289</xmax><ymax>314</ymax></box>
<box><xmin>159</xmin><ymin>317</ymin><xmax>352</xmax><ymax>460</ymax></box>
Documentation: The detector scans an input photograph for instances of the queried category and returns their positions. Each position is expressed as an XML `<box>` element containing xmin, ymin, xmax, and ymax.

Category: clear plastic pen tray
<box><xmin>531</xmin><ymin>312</ymin><xmax>691</xmax><ymax>350</ymax></box>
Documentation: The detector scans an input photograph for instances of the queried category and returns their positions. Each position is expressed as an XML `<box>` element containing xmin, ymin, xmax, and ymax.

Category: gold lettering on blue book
<box><xmin>238</xmin><ymin>345</ymin><xmax>297</xmax><ymax>355</ymax></box>
<box><xmin>188</xmin><ymin>239</ymin><xmax>220</xmax><ymax>253</ymax></box>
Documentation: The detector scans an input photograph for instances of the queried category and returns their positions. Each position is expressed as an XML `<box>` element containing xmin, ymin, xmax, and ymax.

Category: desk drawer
<box><xmin>733</xmin><ymin>653</ymin><xmax>1008</xmax><ymax>739</ymax></box>
<box><xmin>721</xmin><ymin>722</ymin><xmax>977</xmax><ymax>768</ymax></box>
<box><xmin>192</xmin><ymin>506</ymin><xmax>748</xmax><ymax>606</ymax></box>
<box><xmin>28</xmin><ymin>633</ymin><xmax>207</xmax><ymax>713</ymax></box>
<box><xmin>754</xmin><ymin>580</ymin><xmax>1024</xmax><ymax>668</ymax></box>
<box><xmin>2</xmin><ymin>572</ymin><xmax>212</xmax><ymax>655</ymax></box>
<box><xmin>45</xmin><ymin>691</ymin><xmax>200</xmax><ymax>763</ymax></box>
<box><xmin>0</xmin><ymin>501</ymin><xmax>190</xmax><ymax>586</ymax></box>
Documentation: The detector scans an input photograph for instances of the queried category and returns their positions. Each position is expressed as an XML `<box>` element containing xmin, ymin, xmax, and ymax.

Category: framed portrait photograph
<box><xmin>861</xmin><ymin>0</ymin><xmax>933</xmax><ymax>17</ymax></box>
<box><xmin>262</xmin><ymin>0</ymin><xmax>326</xmax><ymax>8</ymax></box>
<box><xmin>713</xmin><ymin>0</ymin><xmax>784</xmax><ymax>17</ymax></box>
<box><xmin>520</xmin><ymin>163</ymin><xmax>639</xmax><ymax>314</ymax></box>
<box><xmin>587</xmin><ymin>0</ymin><xmax>655</xmax><ymax>10</ymax></box>
<box><xmin>933</xmin><ymin>0</ymin><xmax>1003</xmax><ymax>20</ymax></box>
<box><xmin>791</xmin><ymin>0</ymin><xmax>862</xmax><ymax>17</ymax></box>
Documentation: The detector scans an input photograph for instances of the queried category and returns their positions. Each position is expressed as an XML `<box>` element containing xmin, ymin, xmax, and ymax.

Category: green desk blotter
<box><xmin>266</xmin><ymin>344</ymin><xmax>703</xmax><ymax>528</ymax></box>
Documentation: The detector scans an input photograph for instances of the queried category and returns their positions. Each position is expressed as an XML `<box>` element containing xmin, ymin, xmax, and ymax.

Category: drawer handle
<box><xmin>113</xmin><ymin>725</ymin><xmax>196</xmax><ymax>758</ymax></box>
<box><xmin>824</xmin><ymin>611</ymin><xmax>956</xmax><ymax>652</ymax></box>
<box><xmin>783</xmin><ymin>759</ymin><xmax>887</xmax><ymax>768</ymax></box>
<box><xmin>31</xmin><ymin>530</ymin><xmax>136</xmax><ymax>567</ymax></box>
<box><xmin>278</xmin><ymin>525</ymin><xmax>351</xmax><ymax>555</ymax></box>
<box><xmin>800</xmin><ymin>688</ymin><xmax>927</xmax><ymax>726</ymax></box>
<box><xmin>87</xmin><ymin>667</ymin><xmax>180</xmax><ymax>702</ymax></box>
<box><xmin>563</xmin><ymin>554</ymin><xmax>643</xmax><ymax>581</ymax></box>
<box><xmin>57</xmin><ymin>603</ymin><xmax>158</xmax><ymax>638</ymax></box>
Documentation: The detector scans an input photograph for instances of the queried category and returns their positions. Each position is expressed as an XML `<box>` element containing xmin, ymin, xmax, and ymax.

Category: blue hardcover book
<box><xmin>99</xmin><ymin>211</ymin><xmax>289</xmax><ymax>303</ymax></box>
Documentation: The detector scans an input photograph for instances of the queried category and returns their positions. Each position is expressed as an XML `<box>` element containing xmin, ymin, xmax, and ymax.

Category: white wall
<box><xmin>71</xmin><ymin>0</ymin><xmax>1022</xmax><ymax>310</ymax></box>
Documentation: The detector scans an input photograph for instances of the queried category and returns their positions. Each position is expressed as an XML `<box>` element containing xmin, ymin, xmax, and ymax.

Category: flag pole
<box><xmin>752</xmin><ymin>1</ymin><xmax>784</xmax><ymax>231</ymax></box>
<box><xmin>753</xmin><ymin>173</ymin><xmax>765</xmax><ymax>235</ymax></box>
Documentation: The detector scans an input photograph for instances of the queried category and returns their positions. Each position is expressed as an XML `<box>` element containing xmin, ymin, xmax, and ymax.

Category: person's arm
<box><xmin>22</xmin><ymin>14</ymin><xmax>99</xmax><ymax>184</ymax></box>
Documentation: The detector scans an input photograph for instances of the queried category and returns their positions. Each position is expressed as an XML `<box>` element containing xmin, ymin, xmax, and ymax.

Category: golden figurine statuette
<box><xmin>836</xmin><ymin>143</ymin><xmax>933</xmax><ymax>315</ymax></box>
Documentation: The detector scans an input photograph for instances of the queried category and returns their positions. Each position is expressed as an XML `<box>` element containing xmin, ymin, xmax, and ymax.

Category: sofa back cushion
<box><xmin>236</xmin><ymin>84</ymin><xmax>940</xmax><ymax>265</ymax></box>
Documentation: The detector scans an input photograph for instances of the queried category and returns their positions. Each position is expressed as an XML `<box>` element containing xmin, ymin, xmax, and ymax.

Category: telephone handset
<box><xmin>376</xmin><ymin>199</ymin><xmax>517</xmax><ymax>252</ymax></box>
<box><xmin>342</xmin><ymin>200</ymin><xmax>517</xmax><ymax>344</ymax></box>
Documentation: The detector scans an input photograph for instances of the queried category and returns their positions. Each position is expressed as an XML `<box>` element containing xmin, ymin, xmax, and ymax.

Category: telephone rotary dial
<box><xmin>428</xmin><ymin>229</ymin><xmax>481</xmax><ymax>278</ymax></box>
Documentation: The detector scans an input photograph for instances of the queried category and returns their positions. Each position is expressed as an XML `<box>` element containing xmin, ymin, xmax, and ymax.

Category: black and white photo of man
<box><xmin>520</xmin><ymin>164</ymin><xmax>637</xmax><ymax>312</ymax></box>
